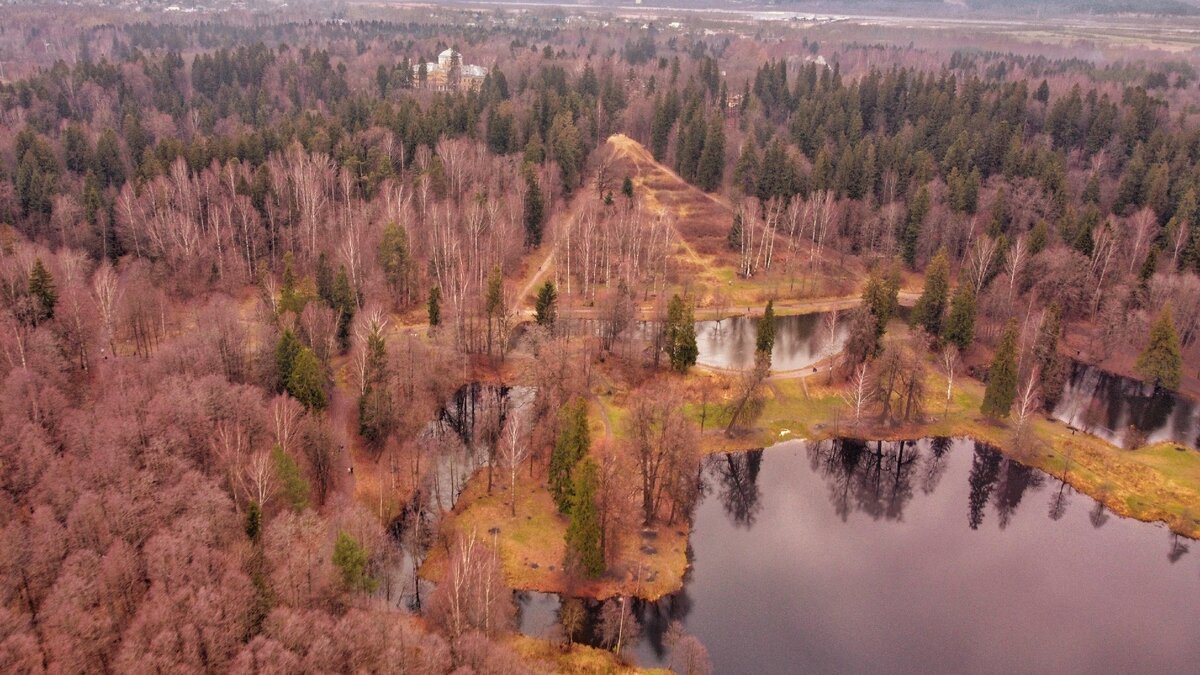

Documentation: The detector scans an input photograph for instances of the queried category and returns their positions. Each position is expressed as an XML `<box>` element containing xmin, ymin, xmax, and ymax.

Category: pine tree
<box><xmin>27</xmin><ymin>258</ymin><xmax>57</xmax><ymax>324</ymax></box>
<box><xmin>523</xmin><ymin>168</ymin><xmax>545</xmax><ymax>248</ymax></box>
<box><xmin>427</xmin><ymin>286</ymin><xmax>441</xmax><ymax>326</ymax></box>
<box><xmin>912</xmin><ymin>247</ymin><xmax>950</xmax><ymax>338</ymax></box>
<box><xmin>943</xmin><ymin>285</ymin><xmax>976</xmax><ymax>351</ymax></box>
<box><xmin>756</xmin><ymin>300</ymin><xmax>776</xmax><ymax>366</ymax></box>
<box><xmin>535</xmin><ymin>281</ymin><xmax>557</xmax><ymax>327</ymax></box>
<box><xmin>732</xmin><ymin>141</ymin><xmax>759</xmax><ymax>195</ymax></box>
<box><xmin>981</xmin><ymin>320</ymin><xmax>1019</xmax><ymax>419</ymax></box>
<box><xmin>1032</xmin><ymin>303</ymin><xmax>1066</xmax><ymax>411</ymax></box>
<box><xmin>550</xmin><ymin>399</ymin><xmax>590</xmax><ymax>513</ymax></box>
<box><xmin>245</xmin><ymin>500</ymin><xmax>262</xmax><ymax>542</ymax></box>
<box><xmin>696</xmin><ymin>117</ymin><xmax>726</xmax><ymax>192</ymax></box>
<box><xmin>565</xmin><ymin>457</ymin><xmax>604</xmax><ymax>579</ymax></box>
<box><xmin>332</xmin><ymin>531</ymin><xmax>378</xmax><ymax>593</ymax></box>
<box><xmin>727</xmin><ymin>212</ymin><xmax>743</xmax><ymax>251</ymax></box>
<box><xmin>272</xmin><ymin>445</ymin><xmax>311</xmax><ymax>511</ymax></box>
<box><xmin>275</xmin><ymin>329</ymin><xmax>303</xmax><ymax>393</ymax></box>
<box><xmin>358</xmin><ymin>329</ymin><xmax>394</xmax><ymax>447</ymax></box>
<box><xmin>664</xmin><ymin>294</ymin><xmax>698</xmax><ymax>372</ymax></box>
<box><xmin>1136</xmin><ymin>307</ymin><xmax>1183</xmax><ymax>390</ymax></box>
<box><xmin>902</xmin><ymin>186</ymin><xmax>930</xmax><ymax>268</ymax></box>
<box><xmin>861</xmin><ymin>266</ymin><xmax>899</xmax><ymax>352</ymax></box>
<box><xmin>379</xmin><ymin>221</ymin><xmax>413</xmax><ymax>307</ymax></box>
<box><xmin>621</xmin><ymin>176</ymin><xmax>634</xmax><ymax>200</ymax></box>
<box><xmin>332</xmin><ymin>268</ymin><xmax>356</xmax><ymax>351</ymax></box>
<box><xmin>287</xmin><ymin>347</ymin><xmax>327</xmax><ymax>411</ymax></box>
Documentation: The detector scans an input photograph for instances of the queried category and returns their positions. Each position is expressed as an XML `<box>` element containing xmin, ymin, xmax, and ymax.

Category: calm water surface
<box><xmin>1053</xmin><ymin>361</ymin><xmax>1200</xmax><ymax>450</ymax></box>
<box><xmin>695</xmin><ymin>312</ymin><xmax>848</xmax><ymax>371</ymax></box>
<box><xmin>518</xmin><ymin>438</ymin><xmax>1200</xmax><ymax>674</ymax></box>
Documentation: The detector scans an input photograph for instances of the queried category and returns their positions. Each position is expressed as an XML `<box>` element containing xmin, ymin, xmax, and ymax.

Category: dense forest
<box><xmin>0</xmin><ymin>4</ymin><xmax>1198</xmax><ymax>672</ymax></box>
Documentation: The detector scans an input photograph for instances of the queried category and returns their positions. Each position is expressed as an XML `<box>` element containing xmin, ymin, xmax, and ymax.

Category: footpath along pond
<box><xmin>517</xmin><ymin>438</ymin><xmax>1200</xmax><ymax>673</ymax></box>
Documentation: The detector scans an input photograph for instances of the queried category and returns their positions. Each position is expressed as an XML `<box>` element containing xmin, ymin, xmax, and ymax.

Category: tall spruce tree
<box><xmin>943</xmin><ymin>285</ymin><xmax>976</xmax><ymax>351</ymax></box>
<box><xmin>550</xmin><ymin>399</ymin><xmax>590</xmax><ymax>513</ymax></box>
<box><xmin>912</xmin><ymin>247</ymin><xmax>950</xmax><ymax>338</ymax></box>
<box><xmin>535</xmin><ymin>281</ymin><xmax>558</xmax><ymax>327</ymax></box>
<box><xmin>665</xmin><ymin>294</ymin><xmax>698</xmax><ymax>372</ymax></box>
<box><xmin>523</xmin><ymin>168</ymin><xmax>545</xmax><ymax>247</ymax></box>
<box><xmin>756</xmin><ymin>300</ymin><xmax>777</xmax><ymax>367</ymax></box>
<box><xmin>1136</xmin><ymin>307</ymin><xmax>1183</xmax><ymax>390</ymax></box>
<box><xmin>1031</xmin><ymin>303</ymin><xmax>1066</xmax><ymax>411</ymax></box>
<box><xmin>981</xmin><ymin>320</ymin><xmax>1019</xmax><ymax>419</ymax></box>
<box><xmin>27</xmin><ymin>258</ymin><xmax>57</xmax><ymax>325</ymax></box>
<box><xmin>565</xmin><ymin>457</ymin><xmax>604</xmax><ymax>578</ymax></box>
<box><xmin>275</xmin><ymin>329</ymin><xmax>303</xmax><ymax>393</ymax></box>
<box><xmin>287</xmin><ymin>347</ymin><xmax>327</xmax><ymax>411</ymax></box>
<box><xmin>428</xmin><ymin>287</ymin><xmax>441</xmax><ymax>326</ymax></box>
<box><xmin>696</xmin><ymin>118</ymin><xmax>726</xmax><ymax>192</ymax></box>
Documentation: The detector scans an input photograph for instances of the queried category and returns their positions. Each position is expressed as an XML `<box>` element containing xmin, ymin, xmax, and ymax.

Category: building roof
<box><xmin>439</xmin><ymin>48</ymin><xmax>459</xmax><ymax>58</ymax></box>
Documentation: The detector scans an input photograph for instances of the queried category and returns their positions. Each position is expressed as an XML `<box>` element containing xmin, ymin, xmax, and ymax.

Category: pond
<box><xmin>517</xmin><ymin>438</ymin><xmax>1200</xmax><ymax>673</ymax></box>
<box><xmin>1053</xmin><ymin>360</ymin><xmax>1200</xmax><ymax>450</ymax></box>
<box><xmin>695</xmin><ymin>311</ymin><xmax>848</xmax><ymax>372</ymax></box>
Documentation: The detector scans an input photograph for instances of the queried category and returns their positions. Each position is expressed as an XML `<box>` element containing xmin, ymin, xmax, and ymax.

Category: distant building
<box><xmin>413</xmin><ymin>49</ymin><xmax>488</xmax><ymax>92</ymax></box>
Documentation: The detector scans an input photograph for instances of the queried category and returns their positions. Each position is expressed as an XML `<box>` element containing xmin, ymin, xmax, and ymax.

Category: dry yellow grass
<box><xmin>422</xmin><ymin>468</ymin><xmax>689</xmax><ymax>601</ymax></box>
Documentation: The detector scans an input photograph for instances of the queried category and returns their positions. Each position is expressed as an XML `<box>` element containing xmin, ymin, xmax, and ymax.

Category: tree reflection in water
<box><xmin>710</xmin><ymin>449</ymin><xmax>764</xmax><ymax>528</ymax></box>
<box><xmin>803</xmin><ymin>438</ymin><xmax>928</xmax><ymax>522</ymax></box>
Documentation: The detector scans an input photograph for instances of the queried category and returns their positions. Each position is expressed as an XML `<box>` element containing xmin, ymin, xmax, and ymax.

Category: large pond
<box><xmin>695</xmin><ymin>311</ymin><xmax>849</xmax><ymax>372</ymax></box>
<box><xmin>517</xmin><ymin>438</ymin><xmax>1200</xmax><ymax>673</ymax></box>
<box><xmin>1053</xmin><ymin>360</ymin><xmax>1200</xmax><ymax>450</ymax></box>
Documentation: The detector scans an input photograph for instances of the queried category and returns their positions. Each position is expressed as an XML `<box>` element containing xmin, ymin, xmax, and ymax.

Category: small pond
<box><xmin>518</xmin><ymin>438</ymin><xmax>1200</xmax><ymax>673</ymax></box>
<box><xmin>1053</xmin><ymin>360</ymin><xmax>1200</xmax><ymax>450</ymax></box>
<box><xmin>695</xmin><ymin>311</ymin><xmax>849</xmax><ymax>372</ymax></box>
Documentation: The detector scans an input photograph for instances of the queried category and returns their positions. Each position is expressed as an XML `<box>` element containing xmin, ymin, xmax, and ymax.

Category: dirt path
<box><xmin>327</xmin><ymin>358</ymin><xmax>361</xmax><ymax>505</ymax></box>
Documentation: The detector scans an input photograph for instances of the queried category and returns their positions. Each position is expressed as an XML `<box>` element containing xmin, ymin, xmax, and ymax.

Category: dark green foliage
<box><xmin>756</xmin><ymin>300</ymin><xmax>777</xmax><ymax>362</ymax></box>
<box><xmin>861</xmin><ymin>266</ymin><xmax>899</xmax><ymax>354</ymax></box>
<box><xmin>727</xmin><ymin>213</ymin><xmax>743</xmax><ymax>251</ymax></box>
<box><xmin>565</xmin><ymin>457</ymin><xmax>604</xmax><ymax>578</ymax></box>
<box><xmin>696</xmin><ymin>118</ymin><xmax>726</xmax><ymax>192</ymax></box>
<box><xmin>733</xmin><ymin>141</ymin><xmax>759</xmax><ymax>195</ymax></box>
<box><xmin>272</xmin><ymin>445</ymin><xmax>311</xmax><ymax>512</ymax></box>
<box><xmin>943</xmin><ymin>285</ymin><xmax>976</xmax><ymax>351</ymax></box>
<box><xmin>27</xmin><ymin>258</ymin><xmax>57</xmax><ymax>325</ymax></box>
<box><xmin>912</xmin><ymin>248</ymin><xmax>950</xmax><ymax>338</ymax></box>
<box><xmin>275</xmin><ymin>329</ymin><xmax>303</xmax><ymax>393</ymax></box>
<box><xmin>379</xmin><ymin>221</ymin><xmax>413</xmax><ymax>307</ymax></box>
<box><xmin>332</xmin><ymin>531</ymin><xmax>378</xmax><ymax>593</ymax></box>
<box><xmin>287</xmin><ymin>347</ymin><xmax>327</xmax><ymax>411</ymax></box>
<box><xmin>358</xmin><ymin>329</ymin><xmax>394</xmax><ymax>448</ymax></box>
<box><xmin>428</xmin><ymin>286</ymin><xmax>441</xmax><ymax>326</ymax></box>
<box><xmin>523</xmin><ymin>168</ymin><xmax>545</xmax><ymax>248</ymax></box>
<box><xmin>535</xmin><ymin>281</ymin><xmax>557</xmax><ymax>327</ymax></box>
<box><xmin>621</xmin><ymin>176</ymin><xmax>634</xmax><ymax>200</ymax></box>
<box><xmin>664</xmin><ymin>294</ymin><xmax>698</xmax><ymax>373</ymax></box>
<box><xmin>902</xmin><ymin>186</ymin><xmax>931</xmax><ymax>268</ymax></box>
<box><xmin>1136</xmin><ymin>307</ymin><xmax>1183</xmax><ymax>390</ymax></box>
<box><xmin>1032</xmin><ymin>303</ymin><xmax>1066</xmax><ymax>411</ymax></box>
<box><xmin>981</xmin><ymin>320</ymin><xmax>1019</xmax><ymax>419</ymax></box>
<box><xmin>332</xmin><ymin>268</ymin><xmax>356</xmax><ymax>351</ymax></box>
<box><xmin>245</xmin><ymin>500</ymin><xmax>262</xmax><ymax>542</ymax></box>
<box><xmin>550</xmin><ymin>398</ymin><xmax>590</xmax><ymax>513</ymax></box>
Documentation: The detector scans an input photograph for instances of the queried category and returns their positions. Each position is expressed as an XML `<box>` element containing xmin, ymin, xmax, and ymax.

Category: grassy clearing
<box><xmin>509</xmin><ymin>635</ymin><xmax>670</xmax><ymax>674</ymax></box>
<box><xmin>422</xmin><ymin>465</ymin><xmax>689</xmax><ymax>601</ymax></box>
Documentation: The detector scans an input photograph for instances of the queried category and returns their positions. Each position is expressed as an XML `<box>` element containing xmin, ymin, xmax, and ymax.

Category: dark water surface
<box><xmin>695</xmin><ymin>312</ymin><xmax>848</xmax><ymax>371</ymax></box>
<box><xmin>1053</xmin><ymin>361</ymin><xmax>1200</xmax><ymax>450</ymax></box>
<box><xmin>518</xmin><ymin>438</ymin><xmax>1200</xmax><ymax>674</ymax></box>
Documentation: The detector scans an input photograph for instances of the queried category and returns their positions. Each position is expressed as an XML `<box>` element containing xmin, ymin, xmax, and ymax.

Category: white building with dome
<box><xmin>413</xmin><ymin>48</ymin><xmax>488</xmax><ymax>92</ymax></box>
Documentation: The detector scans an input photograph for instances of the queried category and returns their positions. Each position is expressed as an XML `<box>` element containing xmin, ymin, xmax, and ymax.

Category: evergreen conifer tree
<box><xmin>943</xmin><ymin>285</ymin><xmax>976</xmax><ymax>351</ymax></box>
<box><xmin>912</xmin><ymin>248</ymin><xmax>950</xmax><ymax>338</ymax></box>
<box><xmin>565</xmin><ymin>457</ymin><xmax>604</xmax><ymax>578</ymax></box>
<box><xmin>1136</xmin><ymin>307</ymin><xmax>1183</xmax><ymax>390</ymax></box>
<box><xmin>981</xmin><ymin>320</ymin><xmax>1019</xmax><ymax>419</ymax></box>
